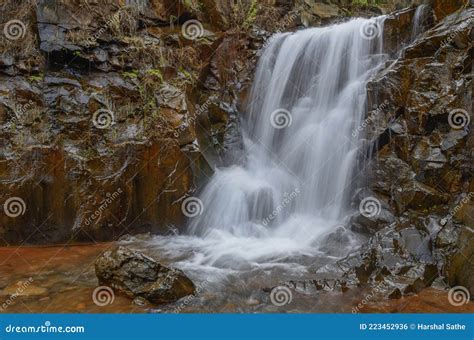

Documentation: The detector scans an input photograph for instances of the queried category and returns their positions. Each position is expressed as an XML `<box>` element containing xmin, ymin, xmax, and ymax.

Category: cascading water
<box><xmin>411</xmin><ymin>4</ymin><xmax>430</xmax><ymax>40</ymax></box>
<box><xmin>140</xmin><ymin>18</ymin><xmax>387</xmax><ymax>288</ymax></box>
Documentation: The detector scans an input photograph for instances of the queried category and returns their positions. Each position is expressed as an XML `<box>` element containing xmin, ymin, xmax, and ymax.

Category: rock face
<box><xmin>349</xmin><ymin>2</ymin><xmax>473</xmax><ymax>295</ymax></box>
<box><xmin>95</xmin><ymin>246</ymin><xmax>195</xmax><ymax>305</ymax></box>
<box><xmin>0</xmin><ymin>0</ymin><xmax>472</xmax><ymax>302</ymax></box>
<box><xmin>443</xmin><ymin>224</ymin><xmax>474</xmax><ymax>295</ymax></box>
<box><xmin>272</xmin><ymin>0</ymin><xmax>473</xmax><ymax>298</ymax></box>
<box><xmin>299</xmin><ymin>0</ymin><xmax>406</xmax><ymax>27</ymax></box>
<box><xmin>366</xmin><ymin>8</ymin><xmax>473</xmax><ymax>220</ymax></box>
<box><xmin>0</xmin><ymin>0</ymin><xmax>265</xmax><ymax>244</ymax></box>
<box><xmin>3</xmin><ymin>0</ymin><xmax>401</xmax><ymax>245</ymax></box>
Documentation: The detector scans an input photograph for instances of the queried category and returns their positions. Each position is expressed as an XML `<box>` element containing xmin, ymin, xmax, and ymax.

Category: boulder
<box><xmin>301</xmin><ymin>1</ymin><xmax>341</xmax><ymax>26</ymax></box>
<box><xmin>95</xmin><ymin>246</ymin><xmax>195</xmax><ymax>305</ymax></box>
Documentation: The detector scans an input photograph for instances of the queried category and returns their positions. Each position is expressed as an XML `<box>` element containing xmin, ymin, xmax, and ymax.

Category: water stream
<box><xmin>131</xmin><ymin>18</ymin><xmax>388</xmax><ymax>308</ymax></box>
<box><xmin>411</xmin><ymin>4</ymin><xmax>431</xmax><ymax>41</ymax></box>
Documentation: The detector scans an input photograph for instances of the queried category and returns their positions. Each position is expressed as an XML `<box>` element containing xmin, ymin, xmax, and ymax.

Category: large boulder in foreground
<box><xmin>95</xmin><ymin>246</ymin><xmax>195</xmax><ymax>305</ymax></box>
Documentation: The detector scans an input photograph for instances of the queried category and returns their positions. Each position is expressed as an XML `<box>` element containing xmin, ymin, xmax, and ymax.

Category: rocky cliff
<box><xmin>0</xmin><ymin>0</ymin><xmax>256</xmax><ymax>244</ymax></box>
<box><xmin>361</xmin><ymin>1</ymin><xmax>473</xmax><ymax>297</ymax></box>
<box><xmin>0</xmin><ymin>0</ymin><xmax>472</xmax><ymax>302</ymax></box>
<box><xmin>276</xmin><ymin>0</ymin><xmax>473</xmax><ymax>299</ymax></box>
<box><xmin>0</xmin><ymin>0</ymin><xmax>410</xmax><ymax>244</ymax></box>
<box><xmin>0</xmin><ymin>0</ymin><xmax>472</xmax><ymax>309</ymax></box>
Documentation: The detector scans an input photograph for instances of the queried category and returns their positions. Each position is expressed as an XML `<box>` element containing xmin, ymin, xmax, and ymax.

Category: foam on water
<box><xmin>147</xmin><ymin>18</ymin><xmax>387</xmax><ymax>282</ymax></box>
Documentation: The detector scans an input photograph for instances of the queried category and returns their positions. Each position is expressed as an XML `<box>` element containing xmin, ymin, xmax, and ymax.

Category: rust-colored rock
<box><xmin>431</xmin><ymin>0</ymin><xmax>469</xmax><ymax>20</ymax></box>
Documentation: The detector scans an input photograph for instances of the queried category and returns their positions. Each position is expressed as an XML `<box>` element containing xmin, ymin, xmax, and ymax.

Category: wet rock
<box><xmin>157</xmin><ymin>84</ymin><xmax>187</xmax><ymax>113</ymax></box>
<box><xmin>260</xmin><ymin>2</ymin><xmax>472</xmax><ymax>303</ymax></box>
<box><xmin>445</xmin><ymin>225</ymin><xmax>474</xmax><ymax>295</ymax></box>
<box><xmin>388</xmin><ymin>288</ymin><xmax>402</xmax><ymax>299</ymax></box>
<box><xmin>436</xmin><ymin>221</ymin><xmax>460</xmax><ymax>248</ymax></box>
<box><xmin>318</xmin><ymin>226</ymin><xmax>368</xmax><ymax>257</ymax></box>
<box><xmin>36</xmin><ymin>2</ymin><xmax>82</xmax><ymax>54</ymax></box>
<box><xmin>1</xmin><ymin>282</ymin><xmax>47</xmax><ymax>297</ymax></box>
<box><xmin>147</xmin><ymin>0</ymin><xmax>187</xmax><ymax>22</ymax></box>
<box><xmin>350</xmin><ymin>188</ymin><xmax>396</xmax><ymax>233</ymax></box>
<box><xmin>301</xmin><ymin>2</ymin><xmax>341</xmax><ymax>26</ymax></box>
<box><xmin>132</xmin><ymin>296</ymin><xmax>149</xmax><ymax>307</ymax></box>
<box><xmin>399</xmin><ymin>227</ymin><xmax>431</xmax><ymax>260</ymax></box>
<box><xmin>0</xmin><ymin>140</ymin><xmax>206</xmax><ymax>244</ymax></box>
<box><xmin>199</xmin><ymin>0</ymin><xmax>233</xmax><ymax>29</ymax></box>
<box><xmin>369</xmin><ymin>153</ymin><xmax>450</xmax><ymax>213</ymax></box>
<box><xmin>431</xmin><ymin>0</ymin><xmax>469</xmax><ymax>20</ymax></box>
<box><xmin>275</xmin><ymin>278</ymin><xmax>351</xmax><ymax>295</ymax></box>
<box><xmin>413</xmin><ymin>138</ymin><xmax>447</xmax><ymax>169</ymax></box>
<box><xmin>2</xmin><ymin>0</ymin><xmax>258</xmax><ymax>243</ymax></box>
<box><xmin>328</xmin><ymin>222</ymin><xmax>440</xmax><ymax>298</ymax></box>
<box><xmin>95</xmin><ymin>246</ymin><xmax>195</xmax><ymax>305</ymax></box>
<box><xmin>382</xmin><ymin>263</ymin><xmax>439</xmax><ymax>296</ymax></box>
<box><xmin>441</xmin><ymin>130</ymin><xmax>468</xmax><ymax>151</ymax></box>
<box><xmin>383</xmin><ymin>7</ymin><xmax>419</xmax><ymax>54</ymax></box>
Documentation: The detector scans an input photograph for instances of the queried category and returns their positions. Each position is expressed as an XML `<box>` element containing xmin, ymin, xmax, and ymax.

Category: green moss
<box><xmin>182</xmin><ymin>0</ymin><xmax>202</xmax><ymax>12</ymax></box>
<box><xmin>351</xmin><ymin>0</ymin><xmax>385</xmax><ymax>5</ymax></box>
<box><xmin>122</xmin><ymin>70</ymin><xmax>139</xmax><ymax>79</ymax></box>
<box><xmin>244</xmin><ymin>0</ymin><xmax>258</xmax><ymax>28</ymax></box>
<box><xmin>28</xmin><ymin>74</ymin><xmax>44</xmax><ymax>82</ymax></box>
<box><xmin>151</xmin><ymin>109</ymin><xmax>161</xmax><ymax>120</ymax></box>
<box><xmin>179</xmin><ymin>68</ymin><xmax>192</xmax><ymax>79</ymax></box>
<box><xmin>78</xmin><ymin>147</ymin><xmax>97</xmax><ymax>159</ymax></box>
<box><xmin>145</xmin><ymin>69</ymin><xmax>164</xmax><ymax>82</ymax></box>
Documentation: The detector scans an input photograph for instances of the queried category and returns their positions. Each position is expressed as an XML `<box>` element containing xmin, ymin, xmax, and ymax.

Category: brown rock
<box><xmin>95</xmin><ymin>246</ymin><xmax>195</xmax><ymax>305</ymax></box>
<box><xmin>446</xmin><ymin>226</ymin><xmax>474</xmax><ymax>295</ymax></box>
<box><xmin>431</xmin><ymin>0</ymin><xmax>469</xmax><ymax>21</ymax></box>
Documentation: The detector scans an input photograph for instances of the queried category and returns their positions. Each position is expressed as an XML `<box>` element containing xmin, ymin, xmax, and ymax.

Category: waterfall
<box><xmin>411</xmin><ymin>4</ymin><xmax>430</xmax><ymax>40</ymax></box>
<box><xmin>150</xmin><ymin>18</ymin><xmax>387</xmax><ymax>278</ymax></box>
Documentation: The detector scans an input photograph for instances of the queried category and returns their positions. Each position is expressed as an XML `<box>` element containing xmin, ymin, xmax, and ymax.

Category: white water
<box><xmin>411</xmin><ymin>4</ymin><xmax>430</xmax><ymax>40</ymax></box>
<box><xmin>144</xmin><ymin>18</ymin><xmax>387</xmax><ymax>283</ymax></box>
